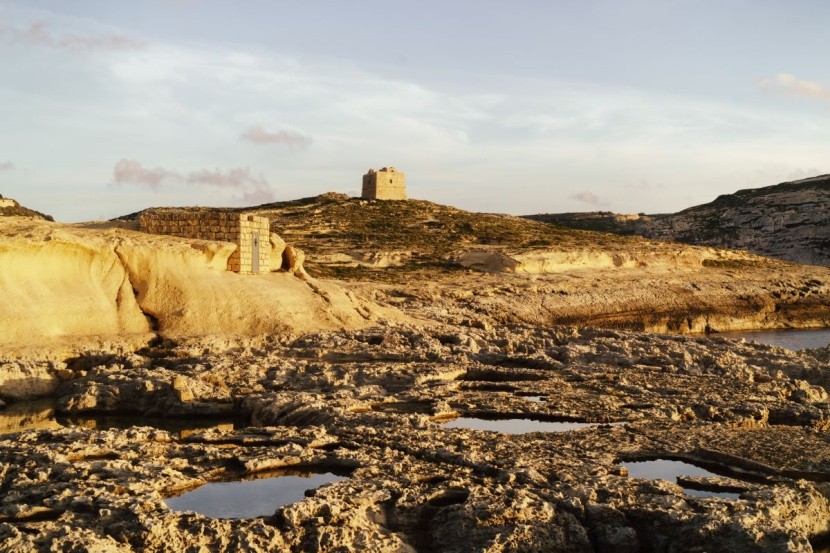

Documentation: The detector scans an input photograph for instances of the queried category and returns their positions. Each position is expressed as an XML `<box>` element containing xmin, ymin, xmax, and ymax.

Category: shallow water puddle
<box><xmin>444</xmin><ymin>417</ymin><xmax>621</xmax><ymax>434</ymax></box>
<box><xmin>716</xmin><ymin>328</ymin><xmax>830</xmax><ymax>350</ymax></box>
<box><xmin>520</xmin><ymin>395</ymin><xmax>545</xmax><ymax>403</ymax></box>
<box><xmin>165</xmin><ymin>470</ymin><xmax>348</xmax><ymax>519</ymax></box>
<box><xmin>623</xmin><ymin>459</ymin><xmax>740</xmax><ymax>499</ymax></box>
<box><xmin>0</xmin><ymin>399</ymin><xmax>62</xmax><ymax>434</ymax></box>
<box><xmin>0</xmin><ymin>399</ymin><xmax>239</xmax><ymax>437</ymax></box>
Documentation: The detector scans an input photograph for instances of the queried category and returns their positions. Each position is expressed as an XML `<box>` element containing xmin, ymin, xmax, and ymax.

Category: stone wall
<box><xmin>138</xmin><ymin>210</ymin><xmax>270</xmax><ymax>274</ymax></box>
<box><xmin>227</xmin><ymin>215</ymin><xmax>270</xmax><ymax>275</ymax></box>
<box><xmin>362</xmin><ymin>167</ymin><xmax>407</xmax><ymax>200</ymax></box>
<box><xmin>0</xmin><ymin>195</ymin><xmax>16</xmax><ymax>208</ymax></box>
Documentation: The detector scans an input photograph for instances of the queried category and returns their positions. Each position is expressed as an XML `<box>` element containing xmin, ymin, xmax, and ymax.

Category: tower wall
<box><xmin>362</xmin><ymin>167</ymin><xmax>407</xmax><ymax>200</ymax></box>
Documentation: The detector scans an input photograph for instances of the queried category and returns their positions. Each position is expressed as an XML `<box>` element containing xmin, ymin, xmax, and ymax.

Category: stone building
<box><xmin>139</xmin><ymin>210</ymin><xmax>270</xmax><ymax>274</ymax></box>
<box><xmin>0</xmin><ymin>194</ymin><xmax>16</xmax><ymax>208</ymax></box>
<box><xmin>362</xmin><ymin>167</ymin><xmax>407</xmax><ymax>200</ymax></box>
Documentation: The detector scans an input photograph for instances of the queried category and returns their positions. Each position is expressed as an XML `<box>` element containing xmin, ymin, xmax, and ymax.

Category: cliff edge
<box><xmin>529</xmin><ymin>176</ymin><xmax>830</xmax><ymax>266</ymax></box>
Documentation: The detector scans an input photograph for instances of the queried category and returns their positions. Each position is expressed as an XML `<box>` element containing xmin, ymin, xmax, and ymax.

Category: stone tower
<box><xmin>362</xmin><ymin>167</ymin><xmax>407</xmax><ymax>200</ymax></box>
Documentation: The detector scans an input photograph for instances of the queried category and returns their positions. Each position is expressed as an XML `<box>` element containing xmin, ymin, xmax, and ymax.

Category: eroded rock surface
<box><xmin>530</xmin><ymin>176</ymin><xmax>830</xmax><ymax>267</ymax></box>
<box><xmin>238</xmin><ymin>193</ymin><xmax>830</xmax><ymax>334</ymax></box>
<box><xmin>2</xmin><ymin>325</ymin><xmax>830</xmax><ymax>551</ymax></box>
<box><xmin>0</xmin><ymin>217</ymin><xmax>395</xmax><ymax>350</ymax></box>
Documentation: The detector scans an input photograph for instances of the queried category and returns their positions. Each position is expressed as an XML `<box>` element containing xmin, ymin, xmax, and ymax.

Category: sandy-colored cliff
<box><xmin>0</xmin><ymin>216</ymin><xmax>388</xmax><ymax>349</ymax></box>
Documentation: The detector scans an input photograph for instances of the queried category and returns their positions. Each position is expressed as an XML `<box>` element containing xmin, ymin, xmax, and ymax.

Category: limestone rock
<box><xmin>530</xmin><ymin>176</ymin><xmax>830</xmax><ymax>266</ymax></box>
<box><xmin>637</xmin><ymin>177</ymin><xmax>830</xmax><ymax>266</ymax></box>
<box><xmin>0</xmin><ymin>361</ymin><xmax>60</xmax><ymax>401</ymax></box>
<box><xmin>0</xmin><ymin>217</ymin><xmax>398</xmax><ymax>348</ymax></box>
<box><xmin>3</xmin><ymin>324</ymin><xmax>830</xmax><ymax>550</ymax></box>
<box><xmin>269</xmin><ymin>233</ymin><xmax>286</xmax><ymax>272</ymax></box>
<box><xmin>282</xmin><ymin>244</ymin><xmax>308</xmax><ymax>279</ymax></box>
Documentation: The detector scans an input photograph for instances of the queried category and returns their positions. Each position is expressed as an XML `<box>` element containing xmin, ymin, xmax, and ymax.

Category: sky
<box><xmin>1</xmin><ymin>0</ymin><xmax>829</xmax><ymax>222</ymax></box>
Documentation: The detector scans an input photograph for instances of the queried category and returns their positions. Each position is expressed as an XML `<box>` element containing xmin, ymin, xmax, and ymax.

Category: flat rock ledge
<box><xmin>2</xmin><ymin>323</ymin><xmax>830</xmax><ymax>552</ymax></box>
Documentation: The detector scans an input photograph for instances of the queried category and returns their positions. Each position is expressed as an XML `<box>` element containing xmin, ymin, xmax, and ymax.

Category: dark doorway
<box><xmin>252</xmin><ymin>233</ymin><xmax>260</xmax><ymax>273</ymax></box>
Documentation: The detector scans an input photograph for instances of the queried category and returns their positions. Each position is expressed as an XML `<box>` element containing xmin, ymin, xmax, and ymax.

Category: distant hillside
<box><xmin>0</xmin><ymin>199</ymin><xmax>53</xmax><ymax>221</ymax></box>
<box><xmin>125</xmin><ymin>192</ymin><xmax>638</xmax><ymax>282</ymax></box>
<box><xmin>525</xmin><ymin>211</ymin><xmax>648</xmax><ymax>235</ymax></box>
<box><xmin>528</xmin><ymin>176</ymin><xmax>830</xmax><ymax>266</ymax></box>
<box><xmin>118</xmin><ymin>192</ymin><xmax>830</xmax><ymax>334</ymax></box>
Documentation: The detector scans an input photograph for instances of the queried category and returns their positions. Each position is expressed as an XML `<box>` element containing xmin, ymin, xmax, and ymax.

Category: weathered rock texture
<box><xmin>2</xmin><ymin>325</ymin><xmax>830</xmax><ymax>551</ymax></box>
<box><xmin>0</xmin><ymin>217</ymin><xmax>391</xmax><ymax>351</ymax></box>
<box><xmin>2</xmin><ymin>192</ymin><xmax>830</xmax><ymax>551</ymax></box>
<box><xmin>639</xmin><ymin>176</ymin><xmax>830</xmax><ymax>266</ymax></box>
<box><xmin>529</xmin><ymin>176</ymin><xmax>830</xmax><ymax>266</ymax></box>
<box><xmin>242</xmin><ymin>193</ymin><xmax>830</xmax><ymax>334</ymax></box>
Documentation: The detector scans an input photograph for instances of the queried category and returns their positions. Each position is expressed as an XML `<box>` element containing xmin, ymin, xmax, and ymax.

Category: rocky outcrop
<box><xmin>530</xmin><ymin>176</ymin><xmax>830</xmax><ymax>266</ymax></box>
<box><xmin>240</xmin><ymin>193</ymin><xmax>830</xmax><ymax>333</ymax></box>
<box><xmin>457</xmin><ymin>245</ymin><xmax>739</xmax><ymax>274</ymax></box>
<box><xmin>0</xmin><ymin>197</ymin><xmax>53</xmax><ymax>221</ymax></box>
<box><xmin>0</xmin><ymin>220</ymin><xmax>152</xmax><ymax>344</ymax></box>
<box><xmin>0</xmin><ymin>217</ymin><xmax>397</xmax><ymax>396</ymax></box>
<box><xmin>3</xmin><ymin>325</ymin><xmax>830</xmax><ymax>551</ymax></box>
<box><xmin>639</xmin><ymin>176</ymin><xmax>830</xmax><ymax>266</ymax></box>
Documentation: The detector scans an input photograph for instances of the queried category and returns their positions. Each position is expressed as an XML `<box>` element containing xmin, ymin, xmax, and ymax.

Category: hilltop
<box><xmin>0</xmin><ymin>195</ymin><xmax>53</xmax><ymax>221</ymax></box>
<box><xmin>529</xmin><ymin>176</ymin><xmax>830</xmax><ymax>266</ymax></box>
<box><xmin>1</xmin><ymin>191</ymin><xmax>827</xmax><ymax>356</ymax></box>
<box><xmin>129</xmin><ymin>193</ymin><xmax>830</xmax><ymax>334</ymax></box>
<box><xmin>128</xmin><ymin>192</ymin><xmax>767</xmax><ymax>280</ymax></box>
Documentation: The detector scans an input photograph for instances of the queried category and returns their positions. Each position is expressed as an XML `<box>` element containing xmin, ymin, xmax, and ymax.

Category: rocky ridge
<box><xmin>528</xmin><ymin>176</ymin><xmax>830</xmax><ymax>266</ymax></box>
<box><xmin>0</xmin><ymin>215</ymin><xmax>397</xmax><ymax>401</ymax></box>
<box><xmin>233</xmin><ymin>193</ymin><xmax>830</xmax><ymax>334</ymax></box>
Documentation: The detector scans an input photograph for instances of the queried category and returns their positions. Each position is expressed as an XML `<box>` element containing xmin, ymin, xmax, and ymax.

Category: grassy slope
<box><xmin>237</xmin><ymin>194</ymin><xmax>686</xmax><ymax>281</ymax></box>
<box><xmin>0</xmin><ymin>204</ymin><xmax>53</xmax><ymax>221</ymax></box>
<box><xmin>125</xmin><ymin>193</ymin><xmax>661</xmax><ymax>281</ymax></box>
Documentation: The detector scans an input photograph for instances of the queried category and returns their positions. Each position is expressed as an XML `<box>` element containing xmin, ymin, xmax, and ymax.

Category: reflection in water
<box><xmin>0</xmin><ymin>399</ymin><xmax>240</xmax><ymax>437</ymax></box>
<box><xmin>165</xmin><ymin>470</ymin><xmax>348</xmax><ymax>519</ymax></box>
<box><xmin>682</xmin><ymin>488</ymin><xmax>739</xmax><ymax>499</ymax></box>
<box><xmin>59</xmin><ymin>415</ymin><xmax>236</xmax><ymax>437</ymax></box>
<box><xmin>0</xmin><ymin>399</ymin><xmax>62</xmax><ymax>434</ymax></box>
<box><xmin>717</xmin><ymin>328</ymin><xmax>830</xmax><ymax>350</ymax></box>
<box><xmin>444</xmin><ymin>417</ymin><xmax>621</xmax><ymax>434</ymax></box>
<box><xmin>623</xmin><ymin>459</ymin><xmax>740</xmax><ymax>499</ymax></box>
<box><xmin>520</xmin><ymin>396</ymin><xmax>545</xmax><ymax>403</ymax></box>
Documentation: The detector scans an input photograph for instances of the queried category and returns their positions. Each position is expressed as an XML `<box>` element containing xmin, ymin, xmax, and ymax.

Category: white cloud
<box><xmin>759</xmin><ymin>73</ymin><xmax>830</xmax><ymax>103</ymax></box>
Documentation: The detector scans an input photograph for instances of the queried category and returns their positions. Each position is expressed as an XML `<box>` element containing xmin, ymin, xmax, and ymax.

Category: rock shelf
<box><xmin>2</xmin><ymin>324</ymin><xmax>830</xmax><ymax>551</ymax></box>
